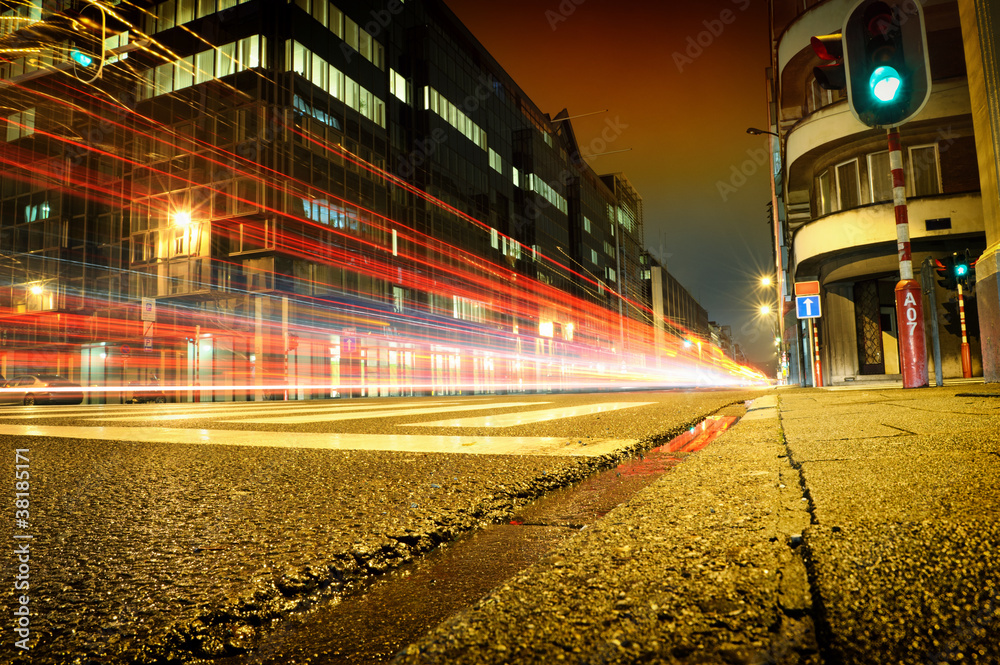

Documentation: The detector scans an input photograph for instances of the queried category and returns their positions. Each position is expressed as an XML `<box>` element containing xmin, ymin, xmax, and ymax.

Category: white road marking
<box><xmin>0</xmin><ymin>424</ymin><xmax>633</xmax><ymax>457</ymax></box>
<box><xmin>81</xmin><ymin>401</ymin><xmax>459</xmax><ymax>422</ymax></box>
<box><xmin>0</xmin><ymin>399</ymin><xmax>346</xmax><ymax>419</ymax></box>
<box><xmin>406</xmin><ymin>402</ymin><xmax>655</xmax><ymax>428</ymax></box>
<box><xmin>221</xmin><ymin>401</ymin><xmax>548</xmax><ymax>424</ymax></box>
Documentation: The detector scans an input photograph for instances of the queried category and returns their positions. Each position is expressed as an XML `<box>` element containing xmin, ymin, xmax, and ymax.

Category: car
<box><xmin>0</xmin><ymin>374</ymin><xmax>84</xmax><ymax>406</ymax></box>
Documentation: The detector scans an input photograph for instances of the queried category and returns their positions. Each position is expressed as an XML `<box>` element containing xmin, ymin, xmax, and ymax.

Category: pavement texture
<box><xmin>0</xmin><ymin>390</ymin><xmax>752</xmax><ymax>664</ymax></box>
<box><xmin>394</xmin><ymin>384</ymin><xmax>1000</xmax><ymax>665</ymax></box>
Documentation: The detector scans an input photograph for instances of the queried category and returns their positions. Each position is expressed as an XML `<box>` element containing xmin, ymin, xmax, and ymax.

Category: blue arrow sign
<box><xmin>796</xmin><ymin>295</ymin><xmax>821</xmax><ymax>319</ymax></box>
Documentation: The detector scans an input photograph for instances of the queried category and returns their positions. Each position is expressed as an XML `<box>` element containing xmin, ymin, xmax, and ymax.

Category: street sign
<box><xmin>796</xmin><ymin>295</ymin><xmax>822</xmax><ymax>319</ymax></box>
<box><xmin>795</xmin><ymin>281</ymin><xmax>820</xmax><ymax>296</ymax></box>
<box><xmin>141</xmin><ymin>297</ymin><xmax>156</xmax><ymax>322</ymax></box>
<box><xmin>143</xmin><ymin>337</ymin><xmax>153</xmax><ymax>351</ymax></box>
<box><xmin>120</xmin><ymin>344</ymin><xmax>131</xmax><ymax>356</ymax></box>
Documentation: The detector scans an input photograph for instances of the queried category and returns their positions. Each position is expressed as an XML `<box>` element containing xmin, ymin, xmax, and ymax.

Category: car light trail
<box><xmin>0</xmin><ymin>28</ymin><xmax>769</xmax><ymax>400</ymax></box>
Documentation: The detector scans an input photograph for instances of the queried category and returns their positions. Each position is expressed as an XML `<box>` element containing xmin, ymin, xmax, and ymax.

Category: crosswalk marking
<box><xmin>82</xmin><ymin>401</ymin><xmax>461</xmax><ymax>422</ymax></box>
<box><xmin>218</xmin><ymin>401</ymin><xmax>548</xmax><ymax>425</ymax></box>
<box><xmin>0</xmin><ymin>399</ymin><xmax>351</xmax><ymax>419</ymax></box>
<box><xmin>0</xmin><ymin>424</ymin><xmax>633</xmax><ymax>457</ymax></box>
<box><xmin>406</xmin><ymin>402</ymin><xmax>656</xmax><ymax>428</ymax></box>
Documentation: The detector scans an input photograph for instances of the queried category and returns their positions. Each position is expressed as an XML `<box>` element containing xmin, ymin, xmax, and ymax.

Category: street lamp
<box><xmin>760</xmin><ymin>275</ymin><xmax>772</xmax><ymax>287</ymax></box>
<box><xmin>746</xmin><ymin>127</ymin><xmax>779</xmax><ymax>137</ymax></box>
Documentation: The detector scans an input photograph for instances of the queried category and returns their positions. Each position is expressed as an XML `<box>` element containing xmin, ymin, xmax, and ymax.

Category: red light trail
<box><xmin>0</xmin><ymin>31</ymin><xmax>768</xmax><ymax>402</ymax></box>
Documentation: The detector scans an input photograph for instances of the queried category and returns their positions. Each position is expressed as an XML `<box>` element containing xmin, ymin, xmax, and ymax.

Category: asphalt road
<box><xmin>0</xmin><ymin>388</ymin><xmax>756</xmax><ymax>664</ymax></box>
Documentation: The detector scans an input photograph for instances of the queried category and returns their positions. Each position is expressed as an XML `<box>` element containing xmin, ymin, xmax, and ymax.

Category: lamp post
<box><xmin>748</xmin><ymin>125</ymin><xmax>790</xmax><ymax>385</ymax></box>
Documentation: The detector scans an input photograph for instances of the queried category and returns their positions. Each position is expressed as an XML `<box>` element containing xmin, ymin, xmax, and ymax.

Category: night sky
<box><xmin>445</xmin><ymin>0</ymin><xmax>777</xmax><ymax>368</ymax></box>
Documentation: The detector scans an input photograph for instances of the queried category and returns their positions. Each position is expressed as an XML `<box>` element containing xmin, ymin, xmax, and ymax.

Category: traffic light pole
<box><xmin>957</xmin><ymin>282</ymin><xmax>972</xmax><ymax>378</ymax></box>
<box><xmin>809</xmin><ymin>319</ymin><xmax>823</xmax><ymax>387</ymax></box>
<box><xmin>887</xmin><ymin>127</ymin><xmax>928</xmax><ymax>388</ymax></box>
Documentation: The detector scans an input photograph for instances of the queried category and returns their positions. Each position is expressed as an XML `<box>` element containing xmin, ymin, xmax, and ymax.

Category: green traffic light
<box><xmin>70</xmin><ymin>49</ymin><xmax>94</xmax><ymax>67</ymax></box>
<box><xmin>869</xmin><ymin>65</ymin><xmax>902</xmax><ymax>102</ymax></box>
<box><xmin>955</xmin><ymin>263</ymin><xmax>969</xmax><ymax>277</ymax></box>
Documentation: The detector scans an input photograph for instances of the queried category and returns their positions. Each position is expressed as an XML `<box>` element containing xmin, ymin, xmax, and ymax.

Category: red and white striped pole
<box><xmin>812</xmin><ymin>318</ymin><xmax>823</xmax><ymax>387</ymax></box>
<box><xmin>887</xmin><ymin>127</ymin><xmax>928</xmax><ymax>388</ymax></box>
<box><xmin>957</xmin><ymin>282</ymin><xmax>972</xmax><ymax>378</ymax></box>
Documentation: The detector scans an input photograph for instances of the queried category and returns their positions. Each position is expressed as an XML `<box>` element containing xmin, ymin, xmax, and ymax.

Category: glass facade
<box><xmin>0</xmin><ymin>0</ymin><xmax>746</xmax><ymax>400</ymax></box>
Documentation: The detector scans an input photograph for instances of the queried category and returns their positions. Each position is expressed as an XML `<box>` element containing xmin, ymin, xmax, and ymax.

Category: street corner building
<box><xmin>0</xmin><ymin>0</ymin><xmax>751</xmax><ymax>403</ymax></box>
<box><xmin>762</xmin><ymin>0</ymin><xmax>1000</xmax><ymax>385</ymax></box>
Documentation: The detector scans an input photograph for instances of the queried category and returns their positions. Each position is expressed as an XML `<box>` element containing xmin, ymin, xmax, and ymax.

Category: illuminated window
<box><xmin>284</xmin><ymin>41</ymin><xmax>384</xmax><ymax>127</ymax></box>
<box><xmin>423</xmin><ymin>86</ymin><xmax>487</xmax><ymax>151</ymax></box>
<box><xmin>590</xmin><ymin>249</ymin><xmax>598</xmax><ymax>264</ymax></box>
<box><xmin>526</xmin><ymin>174</ymin><xmax>567</xmax><ymax>215</ymax></box>
<box><xmin>104</xmin><ymin>31</ymin><xmax>129</xmax><ymax>64</ymax></box>
<box><xmin>3</xmin><ymin>108</ymin><xmax>35</xmax><ymax>142</ymax></box>
<box><xmin>390</xmin><ymin>69</ymin><xmax>409</xmax><ymax>104</ymax></box>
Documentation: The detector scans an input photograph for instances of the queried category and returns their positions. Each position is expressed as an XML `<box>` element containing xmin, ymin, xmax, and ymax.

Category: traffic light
<box><xmin>810</xmin><ymin>33</ymin><xmax>846</xmax><ymax>91</ymax></box>
<box><xmin>70</xmin><ymin>47</ymin><xmax>95</xmax><ymax>68</ymax></box>
<box><xmin>935</xmin><ymin>252</ymin><xmax>975</xmax><ymax>291</ymax></box>
<box><xmin>68</xmin><ymin>1</ymin><xmax>108</xmax><ymax>82</ymax></box>
<box><xmin>842</xmin><ymin>0</ymin><xmax>931</xmax><ymax>128</ymax></box>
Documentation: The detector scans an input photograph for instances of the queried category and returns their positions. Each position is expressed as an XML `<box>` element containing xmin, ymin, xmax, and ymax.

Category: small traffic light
<box><xmin>70</xmin><ymin>49</ymin><xmax>94</xmax><ymax>68</ymax></box>
<box><xmin>68</xmin><ymin>1</ymin><xmax>109</xmax><ymax>82</ymax></box>
<box><xmin>810</xmin><ymin>33</ymin><xmax>846</xmax><ymax>90</ymax></box>
<box><xmin>935</xmin><ymin>252</ymin><xmax>976</xmax><ymax>291</ymax></box>
<box><xmin>842</xmin><ymin>0</ymin><xmax>931</xmax><ymax>128</ymax></box>
<box><xmin>935</xmin><ymin>256</ymin><xmax>958</xmax><ymax>291</ymax></box>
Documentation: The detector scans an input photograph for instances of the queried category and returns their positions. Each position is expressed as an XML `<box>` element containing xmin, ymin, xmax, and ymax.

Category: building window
<box><xmin>389</xmin><ymin>69</ymin><xmax>410</xmax><ymax>104</ymax></box>
<box><xmin>817</xmin><ymin>170</ymin><xmax>833</xmax><ymax>216</ymax></box>
<box><xmin>867</xmin><ymin>151</ymin><xmax>892</xmax><ymax>203</ymax></box>
<box><xmin>909</xmin><ymin>144</ymin><xmax>941</xmax><ymax>197</ymax></box>
<box><xmin>583</xmin><ymin>216</ymin><xmax>591</xmax><ymax>233</ymax></box>
<box><xmin>809</xmin><ymin>77</ymin><xmax>847</xmax><ymax>114</ymax></box>
<box><xmin>423</xmin><ymin>86</ymin><xmax>487</xmax><ymax>151</ymax></box>
<box><xmin>590</xmin><ymin>248</ymin><xmax>598</xmax><ymax>264</ymax></box>
<box><xmin>3</xmin><ymin>108</ymin><xmax>35</xmax><ymax>142</ymax></box>
<box><xmin>835</xmin><ymin>159</ymin><xmax>860</xmax><ymax>210</ymax></box>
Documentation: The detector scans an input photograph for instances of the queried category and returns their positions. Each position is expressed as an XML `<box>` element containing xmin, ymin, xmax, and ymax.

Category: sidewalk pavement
<box><xmin>394</xmin><ymin>384</ymin><xmax>1000</xmax><ymax>665</ymax></box>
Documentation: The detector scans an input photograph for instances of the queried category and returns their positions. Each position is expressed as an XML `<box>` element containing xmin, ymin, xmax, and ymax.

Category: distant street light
<box><xmin>760</xmin><ymin>276</ymin><xmax>772</xmax><ymax>287</ymax></box>
<box><xmin>759</xmin><ymin>304</ymin><xmax>772</xmax><ymax>316</ymax></box>
<box><xmin>746</xmin><ymin>127</ymin><xmax>779</xmax><ymax>137</ymax></box>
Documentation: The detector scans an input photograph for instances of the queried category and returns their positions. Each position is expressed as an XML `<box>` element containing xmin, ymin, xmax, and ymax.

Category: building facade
<box><xmin>0</xmin><ymin>0</ymin><xmax>746</xmax><ymax>400</ymax></box>
<box><xmin>766</xmin><ymin>0</ymin><xmax>986</xmax><ymax>385</ymax></box>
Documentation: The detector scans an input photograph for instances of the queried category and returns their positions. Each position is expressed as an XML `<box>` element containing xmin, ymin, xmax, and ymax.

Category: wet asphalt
<box><xmin>394</xmin><ymin>384</ymin><xmax>1000</xmax><ymax>665</ymax></box>
<box><xmin>4</xmin><ymin>384</ymin><xmax>996</xmax><ymax>665</ymax></box>
<box><xmin>0</xmin><ymin>389</ymin><xmax>753</xmax><ymax>664</ymax></box>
